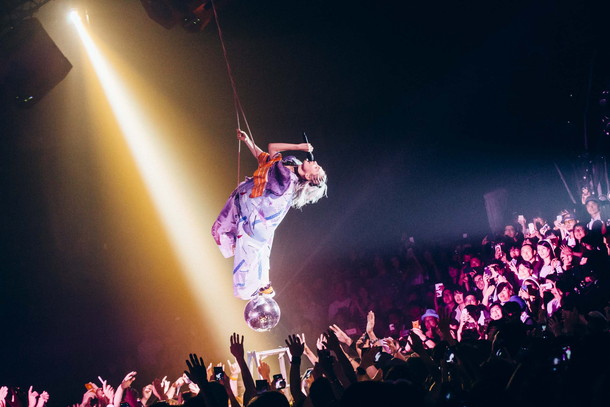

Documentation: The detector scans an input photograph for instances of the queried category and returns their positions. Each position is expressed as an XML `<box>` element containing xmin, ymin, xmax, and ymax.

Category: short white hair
<box><xmin>291</xmin><ymin>175</ymin><xmax>328</xmax><ymax>209</ymax></box>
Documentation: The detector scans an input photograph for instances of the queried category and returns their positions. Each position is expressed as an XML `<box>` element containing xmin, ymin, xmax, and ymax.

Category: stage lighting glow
<box><xmin>70</xmin><ymin>16</ymin><xmax>269</xmax><ymax>352</ymax></box>
<box><xmin>68</xmin><ymin>9</ymin><xmax>80</xmax><ymax>22</ymax></box>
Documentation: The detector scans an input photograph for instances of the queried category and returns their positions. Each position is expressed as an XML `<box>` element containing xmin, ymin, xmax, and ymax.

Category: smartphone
<box><xmin>518</xmin><ymin>215</ymin><xmax>525</xmax><ymax>222</ymax></box>
<box><xmin>213</xmin><ymin>366</ymin><xmax>224</xmax><ymax>381</ymax></box>
<box><xmin>273</xmin><ymin>374</ymin><xmax>286</xmax><ymax>390</ymax></box>
<box><xmin>409</xmin><ymin>236</ymin><xmax>415</xmax><ymax>243</ymax></box>
<box><xmin>388</xmin><ymin>323</ymin><xmax>396</xmax><ymax>331</ymax></box>
<box><xmin>434</xmin><ymin>283</ymin><xmax>444</xmax><ymax>297</ymax></box>
<box><xmin>85</xmin><ymin>383</ymin><xmax>95</xmax><ymax>392</ymax></box>
<box><xmin>540</xmin><ymin>224</ymin><xmax>550</xmax><ymax>235</ymax></box>
<box><xmin>255</xmin><ymin>380</ymin><xmax>269</xmax><ymax>393</ymax></box>
<box><xmin>540</xmin><ymin>282</ymin><xmax>553</xmax><ymax>291</ymax></box>
<box><xmin>412</xmin><ymin>320</ymin><xmax>420</xmax><ymax>330</ymax></box>
<box><xmin>528</xmin><ymin>223</ymin><xmax>535</xmax><ymax>233</ymax></box>
<box><xmin>462</xmin><ymin>233</ymin><xmax>468</xmax><ymax>239</ymax></box>
<box><xmin>556</xmin><ymin>215</ymin><xmax>563</xmax><ymax>222</ymax></box>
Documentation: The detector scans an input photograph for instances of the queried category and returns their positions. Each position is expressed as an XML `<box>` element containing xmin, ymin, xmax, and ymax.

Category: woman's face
<box><xmin>574</xmin><ymin>226</ymin><xmax>586</xmax><ymax>240</ymax></box>
<box><xmin>537</xmin><ymin>244</ymin><xmax>551</xmax><ymax>259</ymax></box>
<box><xmin>300</xmin><ymin>160</ymin><xmax>325</xmax><ymax>184</ymax></box>
<box><xmin>443</xmin><ymin>289</ymin><xmax>454</xmax><ymax>304</ymax></box>
<box><xmin>490</xmin><ymin>305</ymin><xmax>503</xmax><ymax>320</ymax></box>
<box><xmin>498</xmin><ymin>286</ymin><xmax>513</xmax><ymax>303</ymax></box>
<box><xmin>517</xmin><ymin>264</ymin><xmax>532</xmax><ymax>280</ymax></box>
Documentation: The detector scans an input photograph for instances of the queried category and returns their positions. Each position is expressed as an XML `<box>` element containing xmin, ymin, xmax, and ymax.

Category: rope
<box><xmin>210</xmin><ymin>0</ymin><xmax>253</xmax><ymax>185</ymax></box>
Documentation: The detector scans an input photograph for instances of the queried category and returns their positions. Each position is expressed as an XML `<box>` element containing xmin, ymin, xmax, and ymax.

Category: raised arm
<box><xmin>237</xmin><ymin>129</ymin><xmax>263</xmax><ymax>158</ymax></box>
<box><xmin>268</xmin><ymin>143</ymin><xmax>312</xmax><ymax>157</ymax></box>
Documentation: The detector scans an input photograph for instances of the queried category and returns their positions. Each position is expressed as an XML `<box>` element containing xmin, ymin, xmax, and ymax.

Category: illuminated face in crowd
<box><xmin>504</xmin><ymin>225</ymin><xmax>516</xmax><ymax>238</ymax></box>
<box><xmin>509</xmin><ymin>246</ymin><xmax>521</xmax><ymax>259</ymax></box>
<box><xmin>490</xmin><ymin>304</ymin><xmax>503</xmax><ymax>320</ymax></box>
<box><xmin>497</xmin><ymin>285</ymin><xmax>513</xmax><ymax>303</ymax></box>
<box><xmin>521</xmin><ymin>245</ymin><xmax>535</xmax><ymax>262</ymax></box>
<box><xmin>454</xmin><ymin>290</ymin><xmax>464</xmax><ymax>305</ymax></box>
<box><xmin>473</xmin><ymin>274</ymin><xmax>485</xmax><ymax>290</ymax></box>
<box><xmin>537</xmin><ymin>243</ymin><xmax>551</xmax><ymax>260</ymax></box>
<box><xmin>442</xmin><ymin>289</ymin><xmax>454</xmax><ymax>305</ymax></box>
<box><xmin>464</xmin><ymin>294</ymin><xmax>478</xmax><ymax>306</ymax></box>
<box><xmin>423</xmin><ymin>316</ymin><xmax>439</xmax><ymax>331</ymax></box>
<box><xmin>517</xmin><ymin>264</ymin><xmax>533</xmax><ymax>280</ymax></box>
<box><xmin>564</xmin><ymin>219</ymin><xmax>577</xmax><ymax>232</ymax></box>
<box><xmin>586</xmin><ymin>200</ymin><xmax>600</xmax><ymax>217</ymax></box>
<box><xmin>560</xmin><ymin>250</ymin><xmax>573</xmax><ymax>268</ymax></box>
<box><xmin>470</xmin><ymin>257</ymin><xmax>482</xmax><ymax>268</ymax></box>
<box><xmin>574</xmin><ymin>225</ymin><xmax>586</xmax><ymax>241</ymax></box>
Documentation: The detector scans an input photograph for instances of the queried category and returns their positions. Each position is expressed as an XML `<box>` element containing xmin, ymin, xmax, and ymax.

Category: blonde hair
<box><xmin>291</xmin><ymin>175</ymin><xmax>328</xmax><ymax>209</ymax></box>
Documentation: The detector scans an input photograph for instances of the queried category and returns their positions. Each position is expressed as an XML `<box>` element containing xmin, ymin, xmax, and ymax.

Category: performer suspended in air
<box><xmin>212</xmin><ymin>130</ymin><xmax>328</xmax><ymax>300</ymax></box>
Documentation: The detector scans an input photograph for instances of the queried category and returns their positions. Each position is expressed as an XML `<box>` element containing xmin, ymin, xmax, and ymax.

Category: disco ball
<box><xmin>244</xmin><ymin>296</ymin><xmax>281</xmax><ymax>332</ymax></box>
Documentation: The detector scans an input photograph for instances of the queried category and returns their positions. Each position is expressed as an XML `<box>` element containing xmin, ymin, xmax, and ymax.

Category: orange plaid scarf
<box><xmin>250</xmin><ymin>152</ymin><xmax>282</xmax><ymax>198</ymax></box>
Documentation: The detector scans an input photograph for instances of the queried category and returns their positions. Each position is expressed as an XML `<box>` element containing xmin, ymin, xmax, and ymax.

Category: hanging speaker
<box><xmin>0</xmin><ymin>18</ymin><xmax>72</xmax><ymax>108</ymax></box>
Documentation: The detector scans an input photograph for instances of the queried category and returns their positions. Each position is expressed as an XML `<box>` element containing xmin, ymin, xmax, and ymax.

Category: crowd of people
<box><xmin>2</xmin><ymin>195</ymin><xmax>610</xmax><ymax>406</ymax></box>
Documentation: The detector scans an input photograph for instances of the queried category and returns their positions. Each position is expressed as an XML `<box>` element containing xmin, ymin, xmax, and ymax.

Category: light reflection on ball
<box><xmin>244</xmin><ymin>296</ymin><xmax>281</xmax><ymax>331</ymax></box>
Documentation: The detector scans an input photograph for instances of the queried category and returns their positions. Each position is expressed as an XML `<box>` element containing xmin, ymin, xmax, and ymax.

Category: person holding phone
<box><xmin>212</xmin><ymin>130</ymin><xmax>327</xmax><ymax>299</ymax></box>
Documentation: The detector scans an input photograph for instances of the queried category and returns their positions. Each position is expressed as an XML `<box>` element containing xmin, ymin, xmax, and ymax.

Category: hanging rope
<box><xmin>210</xmin><ymin>0</ymin><xmax>254</xmax><ymax>185</ymax></box>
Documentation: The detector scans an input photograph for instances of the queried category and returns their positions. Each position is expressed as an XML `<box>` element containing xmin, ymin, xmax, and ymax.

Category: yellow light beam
<box><xmin>70</xmin><ymin>11</ymin><xmax>275</xmax><ymax>355</ymax></box>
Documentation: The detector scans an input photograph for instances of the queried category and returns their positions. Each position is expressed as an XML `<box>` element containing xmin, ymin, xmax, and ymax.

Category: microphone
<box><xmin>302</xmin><ymin>132</ymin><xmax>314</xmax><ymax>162</ymax></box>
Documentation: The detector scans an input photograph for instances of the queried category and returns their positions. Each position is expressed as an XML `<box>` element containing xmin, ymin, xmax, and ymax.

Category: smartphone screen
<box><xmin>213</xmin><ymin>367</ymin><xmax>224</xmax><ymax>381</ymax></box>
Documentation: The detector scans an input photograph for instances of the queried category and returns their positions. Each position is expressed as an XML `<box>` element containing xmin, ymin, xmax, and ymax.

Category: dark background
<box><xmin>1</xmin><ymin>0</ymin><xmax>609</xmax><ymax>405</ymax></box>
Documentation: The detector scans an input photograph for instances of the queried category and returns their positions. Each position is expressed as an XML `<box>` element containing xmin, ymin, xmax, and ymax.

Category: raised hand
<box><xmin>27</xmin><ymin>386</ymin><xmax>39</xmax><ymax>407</ymax></box>
<box><xmin>323</xmin><ymin>329</ymin><xmax>342</xmax><ymax>353</ymax></box>
<box><xmin>185</xmin><ymin>353</ymin><xmax>208</xmax><ymax>387</ymax></box>
<box><xmin>204</xmin><ymin>363</ymin><xmax>213</xmax><ymax>382</ymax></box>
<box><xmin>329</xmin><ymin>324</ymin><xmax>353</xmax><ymax>346</ymax></box>
<box><xmin>285</xmin><ymin>334</ymin><xmax>304</xmax><ymax>359</ymax></box>
<box><xmin>299</xmin><ymin>334</ymin><xmax>318</xmax><ymax>364</ymax></box>
<box><xmin>121</xmin><ymin>372</ymin><xmax>137</xmax><ymax>389</ymax></box>
<box><xmin>366</xmin><ymin>311</ymin><xmax>376</xmax><ymax>334</ymax></box>
<box><xmin>81</xmin><ymin>390</ymin><xmax>95</xmax><ymax>407</ymax></box>
<box><xmin>408</xmin><ymin>331</ymin><xmax>426</xmax><ymax>355</ymax></box>
<box><xmin>188</xmin><ymin>383</ymin><xmax>200</xmax><ymax>395</ymax></box>
<box><xmin>316</xmin><ymin>334</ymin><xmax>327</xmax><ymax>351</ymax></box>
<box><xmin>151</xmin><ymin>378</ymin><xmax>167</xmax><ymax>401</ymax></box>
<box><xmin>236</xmin><ymin>129</ymin><xmax>250</xmax><ymax>142</ymax></box>
<box><xmin>385</xmin><ymin>337</ymin><xmax>400</xmax><ymax>356</ymax></box>
<box><xmin>0</xmin><ymin>386</ymin><xmax>8</xmax><ymax>407</ymax></box>
<box><xmin>230</xmin><ymin>333</ymin><xmax>245</xmax><ymax>360</ymax></box>
<box><xmin>99</xmin><ymin>379</ymin><xmax>114</xmax><ymax>403</ymax></box>
<box><xmin>35</xmin><ymin>392</ymin><xmax>48</xmax><ymax>407</ymax></box>
<box><xmin>227</xmin><ymin>358</ymin><xmax>241</xmax><ymax>378</ymax></box>
<box><xmin>257</xmin><ymin>361</ymin><xmax>271</xmax><ymax>382</ymax></box>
